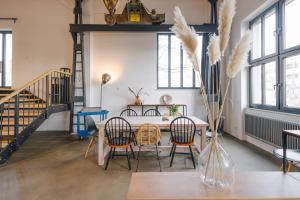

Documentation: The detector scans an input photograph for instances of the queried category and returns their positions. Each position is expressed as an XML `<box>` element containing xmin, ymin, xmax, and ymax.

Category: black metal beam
<box><xmin>69</xmin><ymin>24</ymin><xmax>218</xmax><ymax>33</ymax></box>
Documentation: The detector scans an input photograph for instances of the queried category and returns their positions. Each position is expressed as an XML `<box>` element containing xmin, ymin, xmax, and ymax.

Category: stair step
<box><xmin>0</xmin><ymin>93</ymin><xmax>33</xmax><ymax>97</ymax></box>
<box><xmin>1</xmin><ymin>130</ymin><xmax>15</xmax><ymax>136</ymax></box>
<box><xmin>1</xmin><ymin>118</ymin><xmax>33</xmax><ymax>125</ymax></box>
<box><xmin>3</xmin><ymin>98</ymin><xmax>42</xmax><ymax>103</ymax></box>
<box><xmin>3</xmin><ymin>104</ymin><xmax>46</xmax><ymax>109</ymax></box>
<box><xmin>1</xmin><ymin>111</ymin><xmax>44</xmax><ymax>117</ymax></box>
<box><xmin>0</xmin><ymin>140</ymin><xmax>10</xmax><ymax>149</ymax></box>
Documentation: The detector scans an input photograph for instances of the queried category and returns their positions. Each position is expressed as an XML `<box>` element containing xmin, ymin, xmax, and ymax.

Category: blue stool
<box><xmin>77</xmin><ymin>107</ymin><xmax>109</xmax><ymax>138</ymax></box>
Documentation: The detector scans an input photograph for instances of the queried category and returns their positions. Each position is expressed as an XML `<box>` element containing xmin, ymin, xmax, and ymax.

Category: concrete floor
<box><xmin>0</xmin><ymin>131</ymin><xmax>280</xmax><ymax>200</ymax></box>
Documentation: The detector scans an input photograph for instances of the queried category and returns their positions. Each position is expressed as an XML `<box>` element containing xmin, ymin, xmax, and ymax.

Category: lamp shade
<box><xmin>102</xmin><ymin>73</ymin><xmax>111</xmax><ymax>84</ymax></box>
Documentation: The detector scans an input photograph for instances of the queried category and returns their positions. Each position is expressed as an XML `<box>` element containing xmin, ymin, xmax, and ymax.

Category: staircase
<box><xmin>0</xmin><ymin>69</ymin><xmax>72</xmax><ymax>164</ymax></box>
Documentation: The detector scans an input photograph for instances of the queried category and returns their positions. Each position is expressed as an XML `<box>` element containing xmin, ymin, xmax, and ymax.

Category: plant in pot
<box><xmin>169</xmin><ymin>105</ymin><xmax>179</xmax><ymax>117</ymax></box>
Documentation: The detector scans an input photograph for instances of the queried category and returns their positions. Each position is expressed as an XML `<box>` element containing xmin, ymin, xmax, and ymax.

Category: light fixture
<box><xmin>102</xmin><ymin>73</ymin><xmax>111</xmax><ymax>85</ymax></box>
<box><xmin>100</xmin><ymin>73</ymin><xmax>111</xmax><ymax>109</ymax></box>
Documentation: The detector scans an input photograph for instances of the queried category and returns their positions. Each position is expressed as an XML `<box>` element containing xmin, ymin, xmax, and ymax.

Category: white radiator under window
<box><xmin>245</xmin><ymin>113</ymin><xmax>300</xmax><ymax>149</ymax></box>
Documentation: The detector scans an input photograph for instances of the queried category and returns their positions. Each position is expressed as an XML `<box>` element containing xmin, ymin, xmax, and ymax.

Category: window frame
<box><xmin>0</xmin><ymin>30</ymin><xmax>12</xmax><ymax>88</ymax></box>
<box><xmin>157</xmin><ymin>33</ymin><xmax>202</xmax><ymax>89</ymax></box>
<box><xmin>249</xmin><ymin>0</ymin><xmax>300</xmax><ymax>114</ymax></box>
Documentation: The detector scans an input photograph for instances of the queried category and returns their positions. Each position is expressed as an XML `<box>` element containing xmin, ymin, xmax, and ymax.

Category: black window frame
<box><xmin>157</xmin><ymin>33</ymin><xmax>202</xmax><ymax>89</ymax></box>
<box><xmin>249</xmin><ymin>0</ymin><xmax>300</xmax><ymax>114</ymax></box>
<box><xmin>0</xmin><ymin>30</ymin><xmax>12</xmax><ymax>88</ymax></box>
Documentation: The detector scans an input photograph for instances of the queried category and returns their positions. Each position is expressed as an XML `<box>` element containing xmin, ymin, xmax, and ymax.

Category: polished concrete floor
<box><xmin>0</xmin><ymin>131</ymin><xmax>280</xmax><ymax>200</ymax></box>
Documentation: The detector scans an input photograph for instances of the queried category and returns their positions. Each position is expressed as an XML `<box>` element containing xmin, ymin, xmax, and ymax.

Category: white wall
<box><xmin>223</xmin><ymin>0</ymin><xmax>269</xmax><ymax>140</ymax></box>
<box><xmin>84</xmin><ymin>0</ymin><xmax>211</xmax><ymax>120</ymax></box>
<box><xmin>0</xmin><ymin>0</ymin><xmax>73</xmax><ymax>88</ymax></box>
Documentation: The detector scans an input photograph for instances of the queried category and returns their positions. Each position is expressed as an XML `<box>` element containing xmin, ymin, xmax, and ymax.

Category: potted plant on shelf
<box><xmin>169</xmin><ymin>105</ymin><xmax>179</xmax><ymax>117</ymax></box>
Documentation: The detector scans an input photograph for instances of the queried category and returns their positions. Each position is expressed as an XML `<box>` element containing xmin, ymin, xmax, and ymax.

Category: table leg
<box><xmin>282</xmin><ymin>131</ymin><xmax>287</xmax><ymax>173</ymax></box>
<box><xmin>201</xmin><ymin>126</ymin><xmax>206</xmax><ymax>151</ymax></box>
<box><xmin>98</xmin><ymin>126</ymin><xmax>106</xmax><ymax>166</ymax></box>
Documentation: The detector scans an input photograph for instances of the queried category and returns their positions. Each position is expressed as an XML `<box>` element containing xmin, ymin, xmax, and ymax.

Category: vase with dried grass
<box><xmin>128</xmin><ymin>87</ymin><xmax>144</xmax><ymax>105</ymax></box>
<box><xmin>171</xmin><ymin>0</ymin><xmax>252</xmax><ymax>188</ymax></box>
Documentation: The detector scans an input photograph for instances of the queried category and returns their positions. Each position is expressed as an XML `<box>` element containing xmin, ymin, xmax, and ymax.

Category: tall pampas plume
<box><xmin>219</xmin><ymin>0</ymin><xmax>236</xmax><ymax>56</ymax></box>
<box><xmin>171</xmin><ymin>6</ymin><xmax>201</xmax><ymax>71</ymax></box>
<box><xmin>226</xmin><ymin>31</ymin><xmax>252</xmax><ymax>78</ymax></box>
<box><xmin>207</xmin><ymin>34</ymin><xmax>221</xmax><ymax>66</ymax></box>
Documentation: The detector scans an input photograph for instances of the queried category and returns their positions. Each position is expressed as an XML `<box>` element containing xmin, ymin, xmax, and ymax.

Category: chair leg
<box><xmin>112</xmin><ymin>148</ymin><xmax>116</xmax><ymax>159</ymax></box>
<box><xmin>189</xmin><ymin>145</ymin><xmax>196</xmax><ymax>169</ymax></box>
<box><xmin>85</xmin><ymin>137</ymin><xmax>95</xmax><ymax>159</ymax></box>
<box><xmin>288</xmin><ymin>162</ymin><xmax>294</xmax><ymax>172</ymax></box>
<box><xmin>126</xmin><ymin>147</ymin><xmax>132</xmax><ymax>170</ymax></box>
<box><xmin>135</xmin><ymin>146</ymin><xmax>142</xmax><ymax>172</ymax></box>
<box><xmin>132</xmin><ymin>132</ymin><xmax>137</xmax><ymax>146</ymax></box>
<box><xmin>170</xmin><ymin>145</ymin><xmax>176</xmax><ymax>167</ymax></box>
<box><xmin>130</xmin><ymin>144</ymin><xmax>136</xmax><ymax>159</ymax></box>
<box><xmin>169</xmin><ymin>143</ymin><xmax>175</xmax><ymax>156</ymax></box>
<box><xmin>105</xmin><ymin>147</ymin><xmax>113</xmax><ymax>170</ymax></box>
<box><xmin>155</xmin><ymin>144</ymin><xmax>162</xmax><ymax>172</ymax></box>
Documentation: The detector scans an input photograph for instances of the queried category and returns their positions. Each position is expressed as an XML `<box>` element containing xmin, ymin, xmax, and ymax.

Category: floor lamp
<box><xmin>100</xmin><ymin>73</ymin><xmax>111</xmax><ymax>109</ymax></box>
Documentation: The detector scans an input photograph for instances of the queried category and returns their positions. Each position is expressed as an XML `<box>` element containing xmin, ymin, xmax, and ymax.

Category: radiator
<box><xmin>245</xmin><ymin>113</ymin><xmax>300</xmax><ymax>149</ymax></box>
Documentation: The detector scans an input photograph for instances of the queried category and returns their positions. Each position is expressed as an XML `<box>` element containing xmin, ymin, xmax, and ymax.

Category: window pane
<box><xmin>170</xmin><ymin>35</ymin><xmax>181</xmax><ymax>87</ymax></box>
<box><xmin>158</xmin><ymin>35</ymin><xmax>169</xmax><ymax>87</ymax></box>
<box><xmin>251</xmin><ymin>65</ymin><xmax>262</xmax><ymax>104</ymax></box>
<box><xmin>284</xmin><ymin>0</ymin><xmax>300</xmax><ymax>49</ymax></box>
<box><xmin>284</xmin><ymin>54</ymin><xmax>300</xmax><ymax>108</ymax></box>
<box><xmin>5</xmin><ymin>34</ymin><xmax>12</xmax><ymax>86</ymax></box>
<box><xmin>182</xmin><ymin>52</ymin><xmax>193</xmax><ymax>87</ymax></box>
<box><xmin>195</xmin><ymin>36</ymin><xmax>203</xmax><ymax>88</ymax></box>
<box><xmin>264</xmin><ymin>10</ymin><xmax>276</xmax><ymax>56</ymax></box>
<box><xmin>264</xmin><ymin>61</ymin><xmax>276</xmax><ymax>106</ymax></box>
<box><xmin>251</xmin><ymin>19</ymin><xmax>262</xmax><ymax>60</ymax></box>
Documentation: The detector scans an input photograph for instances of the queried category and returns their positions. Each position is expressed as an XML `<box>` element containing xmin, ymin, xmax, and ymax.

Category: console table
<box><xmin>127</xmin><ymin>172</ymin><xmax>300</xmax><ymax>200</ymax></box>
<box><xmin>127</xmin><ymin>104</ymin><xmax>187</xmax><ymax>116</ymax></box>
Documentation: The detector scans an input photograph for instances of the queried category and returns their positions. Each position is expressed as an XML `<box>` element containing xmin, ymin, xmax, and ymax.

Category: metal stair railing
<box><xmin>0</xmin><ymin>69</ymin><xmax>72</xmax><ymax>164</ymax></box>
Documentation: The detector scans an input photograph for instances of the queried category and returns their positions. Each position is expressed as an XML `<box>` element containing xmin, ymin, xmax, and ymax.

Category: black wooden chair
<box><xmin>169</xmin><ymin>116</ymin><xmax>196</xmax><ymax>168</ymax></box>
<box><xmin>84</xmin><ymin>116</ymin><xmax>99</xmax><ymax>158</ymax></box>
<box><xmin>104</xmin><ymin>117</ymin><xmax>135</xmax><ymax>170</ymax></box>
<box><xmin>143</xmin><ymin>109</ymin><xmax>161</xmax><ymax>116</ymax></box>
<box><xmin>120</xmin><ymin>108</ymin><xmax>138</xmax><ymax>117</ymax></box>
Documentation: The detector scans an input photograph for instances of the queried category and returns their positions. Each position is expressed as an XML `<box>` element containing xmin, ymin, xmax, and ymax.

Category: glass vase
<box><xmin>198</xmin><ymin>135</ymin><xmax>235</xmax><ymax>188</ymax></box>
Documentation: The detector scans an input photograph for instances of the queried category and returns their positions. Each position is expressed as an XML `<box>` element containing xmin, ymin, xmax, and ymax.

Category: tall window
<box><xmin>249</xmin><ymin>0</ymin><xmax>300</xmax><ymax>114</ymax></box>
<box><xmin>0</xmin><ymin>31</ymin><xmax>12</xmax><ymax>87</ymax></box>
<box><xmin>157</xmin><ymin>33</ymin><xmax>202</xmax><ymax>89</ymax></box>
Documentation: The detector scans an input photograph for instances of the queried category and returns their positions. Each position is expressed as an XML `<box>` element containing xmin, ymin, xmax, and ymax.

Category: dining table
<box><xmin>97</xmin><ymin>116</ymin><xmax>208</xmax><ymax>166</ymax></box>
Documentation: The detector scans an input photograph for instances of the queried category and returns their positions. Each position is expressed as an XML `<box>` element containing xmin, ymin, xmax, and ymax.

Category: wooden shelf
<box><xmin>70</xmin><ymin>24</ymin><xmax>217</xmax><ymax>33</ymax></box>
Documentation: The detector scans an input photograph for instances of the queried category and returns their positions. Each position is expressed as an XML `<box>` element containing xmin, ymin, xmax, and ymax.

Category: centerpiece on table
<box><xmin>171</xmin><ymin>0</ymin><xmax>252</xmax><ymax>188</ymax></box>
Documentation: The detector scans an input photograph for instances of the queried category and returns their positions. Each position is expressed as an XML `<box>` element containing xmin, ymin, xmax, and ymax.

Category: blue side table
<box><xmin>77</xmin><ymin>107</ymin><xmax>109</xmax><ymax>138</ymax></box>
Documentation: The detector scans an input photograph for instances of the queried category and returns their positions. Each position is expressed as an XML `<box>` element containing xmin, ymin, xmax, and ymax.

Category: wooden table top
<box><xmin>127</xmin><ymin>172</ymin><xmax>300</xmax><ymax>200</ymax></box>
<box><xmin>98</xmin><ymin>116</ymin><xmax>208</xmax><ymax>128</ymax></box>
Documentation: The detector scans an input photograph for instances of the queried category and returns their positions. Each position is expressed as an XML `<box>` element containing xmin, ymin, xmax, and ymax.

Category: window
<box><xmin>249</xmin><ymin>0</ymin><xmax>300</xmax><ymax>114</ymax></box>
<box><xmin>0</xmin><ymin>31</ymin><xmax>12</xmax><ymax>87</ymax></box>
<box><xmin>157</xmin><ymin>33</ymin><xmax>202</xmax><ymax>89</ymax></box>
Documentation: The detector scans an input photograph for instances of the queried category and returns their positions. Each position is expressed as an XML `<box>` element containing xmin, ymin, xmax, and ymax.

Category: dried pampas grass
<box><xmin>226</xmin><ymin>31</ymin><xmax>252</xmax><ymax>78</ymax></box>
<box><xmin>171</xmin><ymin>6</ymin><xmax>201</xmax><ymax>71</ymax></box>
<box><xmin>219</xmin><ymin>0</ymin><xmax>236</xmax><ymax>56</ymax></box>
<box><xmin>207</xmin><ymin>34</ymin><xmax>221</xmax><ymax>66</ymax></box>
